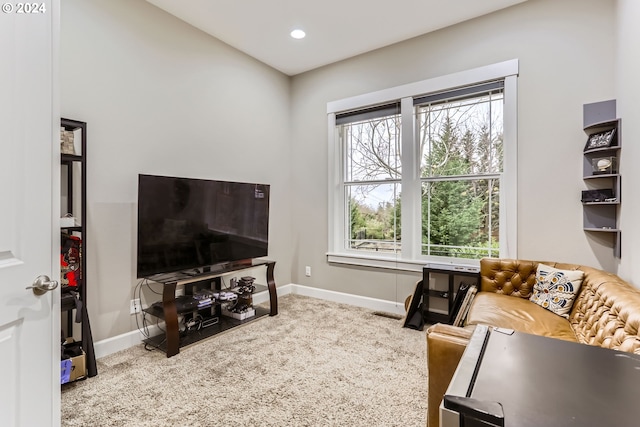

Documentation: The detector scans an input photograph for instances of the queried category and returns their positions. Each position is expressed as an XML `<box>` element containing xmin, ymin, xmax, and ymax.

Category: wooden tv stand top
<box><xmin>145</xmin><ymin>259</ymin><xmax>275</xmax><ymax>285</ymax></box>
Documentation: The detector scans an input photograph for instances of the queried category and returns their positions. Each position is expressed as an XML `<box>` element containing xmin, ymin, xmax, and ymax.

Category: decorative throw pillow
<box><xmin>529</xmin><ymin>264</ymin><xmax>584</xmax><ymax>318</ymax></box>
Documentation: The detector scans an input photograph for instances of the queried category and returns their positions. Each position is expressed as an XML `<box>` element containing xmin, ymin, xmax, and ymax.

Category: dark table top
<box><xmin>466</xmin><ymin>328</ymin><xmax>640</xmax><ymax>426</ymax></box>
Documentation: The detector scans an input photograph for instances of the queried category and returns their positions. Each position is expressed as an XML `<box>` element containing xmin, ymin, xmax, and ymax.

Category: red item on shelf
<box><xmin>61</xmin><ymin>234</ymin><xmax>82</xmax><ymax>287</ymax></box>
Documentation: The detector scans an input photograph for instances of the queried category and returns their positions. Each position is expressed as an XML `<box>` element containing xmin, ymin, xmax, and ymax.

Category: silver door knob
<box><xmin>26</xmin><ymin>275</ymin><xmax>59</xmax><ymax>295</ymax></box>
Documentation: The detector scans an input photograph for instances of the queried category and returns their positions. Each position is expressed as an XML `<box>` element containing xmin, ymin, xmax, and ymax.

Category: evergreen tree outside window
<box><xmin>417</xmin><ymin>86</ymin><xmax>503</xmax><ymax>259</ymax></box>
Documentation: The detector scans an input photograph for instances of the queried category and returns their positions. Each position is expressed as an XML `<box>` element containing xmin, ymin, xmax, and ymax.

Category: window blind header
<box><xmin>335</xmin><ymin>103</ymin><xmax>400</xmax><ymax>126</ymax></box>
<box><xmin>413</xmin><ymin>80</ymin><xmax>504</xmax><ymax>106</ymax></box>
<box><xmin>334</xmin><ymin>81</ymin><xmax>504</xmax><ymax>126</ymax></box>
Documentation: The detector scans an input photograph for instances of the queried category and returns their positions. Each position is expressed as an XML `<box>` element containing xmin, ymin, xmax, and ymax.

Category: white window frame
<box><xmin>327</xmin><ymin>60</ymin><xmax>519</xmax><ymax>272</ymax></box>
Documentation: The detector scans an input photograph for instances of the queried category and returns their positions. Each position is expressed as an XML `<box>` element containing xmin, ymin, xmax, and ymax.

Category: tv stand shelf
<box><xmin>144</xmin><ymin>284</ymin><xmax>268</xmax><ymax>319</ymax></box>
<box><xmin>144</xmin><ymin>306</ymin><xmax>272</xmax><ymax>354</ymax></box>
<box><xmin>143</xmin><ymin>260</ymin><xmax>277</xmax><ymax>357</ymax></box>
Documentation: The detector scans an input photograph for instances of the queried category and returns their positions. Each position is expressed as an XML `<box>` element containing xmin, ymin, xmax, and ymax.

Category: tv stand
<box><xmin>142</xmin><ymin>259</ymin><xmax>277</xmax><ymax>357</ymax></box>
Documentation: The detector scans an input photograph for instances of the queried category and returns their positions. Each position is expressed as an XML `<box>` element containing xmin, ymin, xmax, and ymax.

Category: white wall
<box><xmin>61</xmin><ymin>0</ymin><xmax>292</xmax><ymax>341</ymax></box>
<box><xmin>289</xmin><ymin>0</ymin><xmax>620</xmax><ymax>303</ymax></box>
<box><xmin>616</xmin><ymin>0</ymin><xmax>640</xmax><ymax>281</ymax></box>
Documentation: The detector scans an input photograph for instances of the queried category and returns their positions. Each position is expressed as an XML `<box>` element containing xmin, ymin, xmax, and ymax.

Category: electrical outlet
<box><xmin>130</xmin><ymin>298</ymin><xmax>141</xmax><ymax>315</ymax></box>
<box><xmin>305</xmin><ymin>266</ymin><xmax>311</xmax><ymax>277</ymax></box>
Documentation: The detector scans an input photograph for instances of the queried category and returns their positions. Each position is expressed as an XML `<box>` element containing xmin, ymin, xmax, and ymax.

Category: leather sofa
<box><xmin>426</xmin><ymin>258</ymin><xmax>640</xmax><ymax>426</ymax></box>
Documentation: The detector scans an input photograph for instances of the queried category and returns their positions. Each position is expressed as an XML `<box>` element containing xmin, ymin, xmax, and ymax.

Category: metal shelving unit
<box><xmin>60</xmin><ymin>118</ymin><xmax>97</xmax><ymax>379</ymax></box>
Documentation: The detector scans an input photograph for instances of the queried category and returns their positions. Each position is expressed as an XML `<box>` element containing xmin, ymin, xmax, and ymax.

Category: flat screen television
<box><xmin>136</xmin><ymin>174</ymin><xmax>270</xmax><ymax>278</ymax></box>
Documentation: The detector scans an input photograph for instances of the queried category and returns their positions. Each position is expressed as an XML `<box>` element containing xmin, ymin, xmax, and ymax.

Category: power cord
<box><xmin>134</xmin><ymin>279</ymin><xmax>170</xmax><ymax>352</ymax></box>
<box><xmin>133</xmin><ymin>279</ymin><xmax>150</xmax><ymax>339</ymax></box>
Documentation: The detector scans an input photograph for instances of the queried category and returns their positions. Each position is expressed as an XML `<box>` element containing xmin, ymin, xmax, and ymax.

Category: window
<box><xmin>328</xmin><ymin>61</ymin><xmax>518</xmax><ymax>270</ymax></box>
<box><xmin>338</xmin><ymin>104</ymin><xmax>401</xmax><ymax>254</ymax></box>
<box><xmin>417</xmin><ymin>82</ymin><xmax>503</xmax><ymax>259</ymax></box>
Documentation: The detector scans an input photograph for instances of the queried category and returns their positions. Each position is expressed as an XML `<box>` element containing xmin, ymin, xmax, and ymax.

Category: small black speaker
<box><xmin>581</xmin><ymin>189</ymin><xmax>614</xmax><ymax>203</ymax></box>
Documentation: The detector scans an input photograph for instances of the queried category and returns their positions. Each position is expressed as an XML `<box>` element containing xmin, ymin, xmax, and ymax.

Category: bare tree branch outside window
<box><xmin>343</xmin><ymin>114</ymin><xmax>401</xmax><ymax>253</ymax></box>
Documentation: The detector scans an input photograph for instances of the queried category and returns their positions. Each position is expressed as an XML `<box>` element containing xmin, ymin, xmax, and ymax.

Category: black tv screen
<box><xmin>136</xmin><ymin>174</ymin><xmax>270</xmax><ymax>278</ymax></box>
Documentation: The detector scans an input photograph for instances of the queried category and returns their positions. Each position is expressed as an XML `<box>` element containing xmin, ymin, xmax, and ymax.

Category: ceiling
<box><xmin>145</xmin><ymin>0</ymin><xmax>528</xmax><ymax>76</ymax></box>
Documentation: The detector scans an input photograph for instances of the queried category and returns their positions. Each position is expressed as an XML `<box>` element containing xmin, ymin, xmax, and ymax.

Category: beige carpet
<box><xmin>61</xmin><ymin>294</ymin><xmax>428</xmax><ymax>426</ymax></box>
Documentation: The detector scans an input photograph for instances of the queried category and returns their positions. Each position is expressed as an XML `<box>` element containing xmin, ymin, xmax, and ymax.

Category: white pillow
<box><xmin>529</xmin><ymin>264</ymin><xmax>584</xmax><ymax>318</ymax></box>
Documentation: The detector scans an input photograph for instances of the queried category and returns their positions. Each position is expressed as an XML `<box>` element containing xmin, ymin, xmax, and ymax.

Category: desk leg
<box><xmin>163</xmin><ymin>283</ymin><xmax>179</xmax><ymax>357</ymax></box>
<box><xmin>267</xmin><ymin>262</ymin><xmax>278</xmax><ymax>316</ymax></box>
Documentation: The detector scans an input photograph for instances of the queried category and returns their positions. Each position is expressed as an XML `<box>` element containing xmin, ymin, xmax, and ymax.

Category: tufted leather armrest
<box><xmin>570</xmin><ymin>267</ymin><xmax>640</xmax><ymax>354</ymax></box>
<box><xmin>426</xmin><ymin>323</ymin><xmax>475</xmax><ymax>426</ymax></box>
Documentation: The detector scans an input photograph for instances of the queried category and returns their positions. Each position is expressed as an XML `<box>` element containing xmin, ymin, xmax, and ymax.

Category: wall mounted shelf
<box><xmin>581</xmin><ymin>101</ymin><xmax>621</xmax><ymax>258</ymax></box>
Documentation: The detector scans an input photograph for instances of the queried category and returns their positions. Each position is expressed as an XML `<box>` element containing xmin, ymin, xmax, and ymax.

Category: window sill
<box><xmin>326</xmin><ymin>252</ymin><xmax>423</xmax><ymax>273</ymax></box>
<box><xmin>326</xmin><ymin>252</ymin><xmax>482</xmax><ymax>273</ymax></box>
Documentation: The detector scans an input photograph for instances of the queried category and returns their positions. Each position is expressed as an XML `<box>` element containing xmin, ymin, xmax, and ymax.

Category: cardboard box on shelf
<box><xmin>63</xmin><ymin>338</ymin><xmax>86</xmax><ymax>383</ymax></box>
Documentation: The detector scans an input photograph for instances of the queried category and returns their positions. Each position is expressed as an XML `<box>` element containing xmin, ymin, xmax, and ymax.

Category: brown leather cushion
<box><xmin>426</xmin><ymin>324</ymin><xmax>475</xmax><ymax>427</ymax></box>
<box><xmin>465</xmin><ymin>292</ymin><xmax>578</xmax><ymax>342</ymax></box>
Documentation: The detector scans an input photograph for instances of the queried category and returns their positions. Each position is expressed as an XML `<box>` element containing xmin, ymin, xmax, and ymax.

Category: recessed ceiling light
<box><xmin>290</xmin><ymin>29</ymin><xmax>306</xmax><ymax>39</ymax></box>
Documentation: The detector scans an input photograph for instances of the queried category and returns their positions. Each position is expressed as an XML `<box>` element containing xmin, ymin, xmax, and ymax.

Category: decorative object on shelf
<box><xmin>60</xmin><ymin>127</ymin><xmax>76</xmax><ymax>155</ymax></box>
<box><xmin>584</xmin><ymin>128</ymin><xmax>615</xmax><ymax>151</ymax></box>
<box><xmin>581</xmin><ymin>189</ymin><xmax>614</xmax><ymax>203</ymax></box>
<box><xmin>591</xmin><ymin>156</ymin><xmax>617</xmax><ymax>174</ymax></box>
<box><xmin>238</xmin><ymin>276</ymin><xmax>256</xmax><ymax>294</ymax></box>
<box><xmin>60</xmin><ymin>234</ymin><xmax>82</xmax><ymax>288</ymax></box>
<box><xmin>60</xmin><ymin>214</ymin><xmax>76</xmax><ymax>227</ymax></box>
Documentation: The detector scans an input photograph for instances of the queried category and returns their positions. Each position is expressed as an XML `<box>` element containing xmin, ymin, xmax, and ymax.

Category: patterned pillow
<box><xmin>529</xmin><ymin>264</ymin><xmax>584</xmax><ymax>318</ymax></box>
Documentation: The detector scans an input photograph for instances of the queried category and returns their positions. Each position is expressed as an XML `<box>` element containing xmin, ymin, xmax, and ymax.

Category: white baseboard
<box><xmin>94</xmin><ymin>284</ymin><xmax>406</xmax><ymax>359</ymax></box>
<box><xmin>286</xmin><ymin>284</ymin><xmax>407</xmax><ymax>316</ymax></box>
<box><xmin>94</xmin><ymin>325</ymin><xmax>163</xmax><ymax>359</ymax></box>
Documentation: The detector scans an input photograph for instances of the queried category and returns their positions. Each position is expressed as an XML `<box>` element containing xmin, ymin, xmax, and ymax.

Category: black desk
<box><xmin>441</xmin><ymin>325</ymin><xmax>640</xmax><ymax>426</ymax></box>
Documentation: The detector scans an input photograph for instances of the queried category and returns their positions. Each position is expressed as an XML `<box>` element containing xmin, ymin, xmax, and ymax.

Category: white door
<box><xmin>0</xmin><ymin>1</ymin><xmax>60</xmax><ymax>426</ymax></box>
